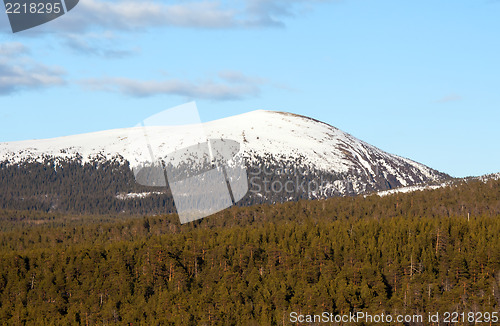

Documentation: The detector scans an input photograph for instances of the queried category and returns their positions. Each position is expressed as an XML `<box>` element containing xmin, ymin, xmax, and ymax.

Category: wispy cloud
<box><xmin>218</xmin><ymin>70</ymin><xmax>267</xmax><ymax>84</ymax></box>
<box><xmin>0</xmin><ymin>42</ymin><xmax>30</xmax><ymax>56</ymax></box>
<box><xmin>62</xmin><ymin>33</ymin><xmax>139</xmax><ymax>58</ymax></box>
<box><xmin>245</xmin><ymin>0</ymin><xmax>330</xmax><ymax>27</ymax></box>
<box><xmin>436</xmin><ymin>93</ymin><xmax>463</xmax><ymax>103</ymax></box>
<box><xmin>0</xmin><ymin>43</ymin><xmax>66</xmax><ymax>95</ymax></box>
<box><xmin>80</xmin><ymin>71</ymin><xmax>265</xmax><ymax>100</ymax></box>
<box><xmin>1</xmin><ymin>1</ymin><xmax>332</xmax><ymax>58</ymax></box>
<box><xmin>51</xmin><ymin>0</ymin><xmax>238</xmax><ymax>32</ymax></box>
<box><xmin>43</xmin><ymin>0</ymin><xmax>332</xmax><ymax>32</ymax></box>
<box><xmin>0</xmin><ymin>41</ymin><xmax>268</xmax><ymax>100</ymax></box>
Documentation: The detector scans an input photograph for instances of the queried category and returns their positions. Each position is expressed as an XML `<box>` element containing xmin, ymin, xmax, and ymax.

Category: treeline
<box><xmin>0</xmin><ymin>158</ymin><xmax>176</xmax><ymax>215</ymax></box>
<box><xmin>0</xmin><ymin>178</ymin><xmax>499</xmax><ymax>325</ymax></box>
<box><xmin>0</xmin><ymin>157</ymin><xmax>341</xmax><ymax>214</ymax></box>
<box><xmin>0</xmin><ymin>157</ymin><xmax>450</xmax><ymax>215</ymax></box>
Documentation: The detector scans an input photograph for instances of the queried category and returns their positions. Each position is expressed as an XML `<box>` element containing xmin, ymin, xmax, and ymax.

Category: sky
<box><xmin>0</xmin><ymin>0</ymin><xmax>499</xmax><ymax>178</ymax></box>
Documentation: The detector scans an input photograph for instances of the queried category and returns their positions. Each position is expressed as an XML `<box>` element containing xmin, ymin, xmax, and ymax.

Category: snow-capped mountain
<box><xmin>0</xmin><ymin>110</ymin><xmax>448</xmax><ymax>202</ymax></box>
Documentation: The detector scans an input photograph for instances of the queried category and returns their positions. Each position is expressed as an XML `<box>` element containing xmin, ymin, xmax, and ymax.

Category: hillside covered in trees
<box><xmin>0</xmin><ymin>177</ymin><xmax>499</xmax><ymax>325</ymax></box>
<box><xmin>0</xmin><ymin>157</ymin><xmax>449</xmax><ymax>215</ymax></box>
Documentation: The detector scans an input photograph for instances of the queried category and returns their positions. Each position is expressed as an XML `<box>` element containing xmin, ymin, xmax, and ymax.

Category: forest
<box><xmin>0</xmin><ymin>177</ymin><xmax>499</xmax><ymax>325</ymax></box>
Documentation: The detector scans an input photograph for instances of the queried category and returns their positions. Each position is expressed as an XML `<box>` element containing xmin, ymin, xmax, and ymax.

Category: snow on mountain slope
<box><xmin>374</xmin><ymin>183</ymin><xmax>449</xmax><ymax>197</ymax></box>
<box><xmin>203</xmin><ymin>111</ymin><xmax>444</xmax><ymax>185</ymax></box>
<box><xmin>0</xmin><ymin>110</ymin><xmax>447</xmax><ymax>195</ymax></box>
<box><xmin>372</xmin><ymin>172</ymin><xmax>500</xmax><ymax>197</ymax></box>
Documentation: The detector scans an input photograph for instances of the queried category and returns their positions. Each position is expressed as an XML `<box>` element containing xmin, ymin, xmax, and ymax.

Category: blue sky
<box><xmin>0</xmin><ymin>0</ymin><xmax>499</xmax><ymax>177</ymax></box>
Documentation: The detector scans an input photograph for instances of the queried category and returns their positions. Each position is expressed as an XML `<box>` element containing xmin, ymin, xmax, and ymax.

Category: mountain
<box><xmin>0</xmin><ymin>110</ymin><xmax>449</xmax><ymax>213</ymax></box>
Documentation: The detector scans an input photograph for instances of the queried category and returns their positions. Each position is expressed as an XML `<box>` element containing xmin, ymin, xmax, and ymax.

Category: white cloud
<box><xmin>245</xmin><ymin>0</ymin><xmax>330</xmax><ymax>26</ymax></box>
<box><xmin>218</xmin><ymin>70</ymin><xmax>267</xmax><ymax>84</ymax></box>
<box><xmin>0</xmin><ymin>61</ymin><xmax>66</xmax><ymax>95</ymax></box>
<box><xmin>2</xmin><ymin>1</ymin><xmax>332</xmax><ymax>58</ymax></box>
<box><xmin>45</xmin><ymin>0</ymin><xmax>332</xmax><ymax>32</ymax></box>
<box><xmin>80</xmin><ymin>72</ymin><xmax>264</xmax><ymax>100</ymax></box>
<box><xmin>62</xmin><ymin>33</ymin><xmax>139</xmax><ymax>57</ymax></box>
<box><xmin>53</xmin><ymin>0</ymin><xmax>238</xmax><ymax>31</ymax></box>
<box><xmin>0</xmin><ymin>43</ymin><xmax>66</xmax><ymax>95</ymax></box>
<box><xmin>0</xmin><ymin>42</ymin><xmax>29</xmax><ymax>56</ymax></box>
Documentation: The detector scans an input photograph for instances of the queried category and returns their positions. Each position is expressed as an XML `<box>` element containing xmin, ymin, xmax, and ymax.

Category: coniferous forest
<box><xmin>0</xmin><ymin>176</ymin><xmax>499</xmax><ymax>325</ymax></box>
<box><xmin>0</xmin><ymin>158</ymin><xmax>446</xmax><ymax>215</ymax></box>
